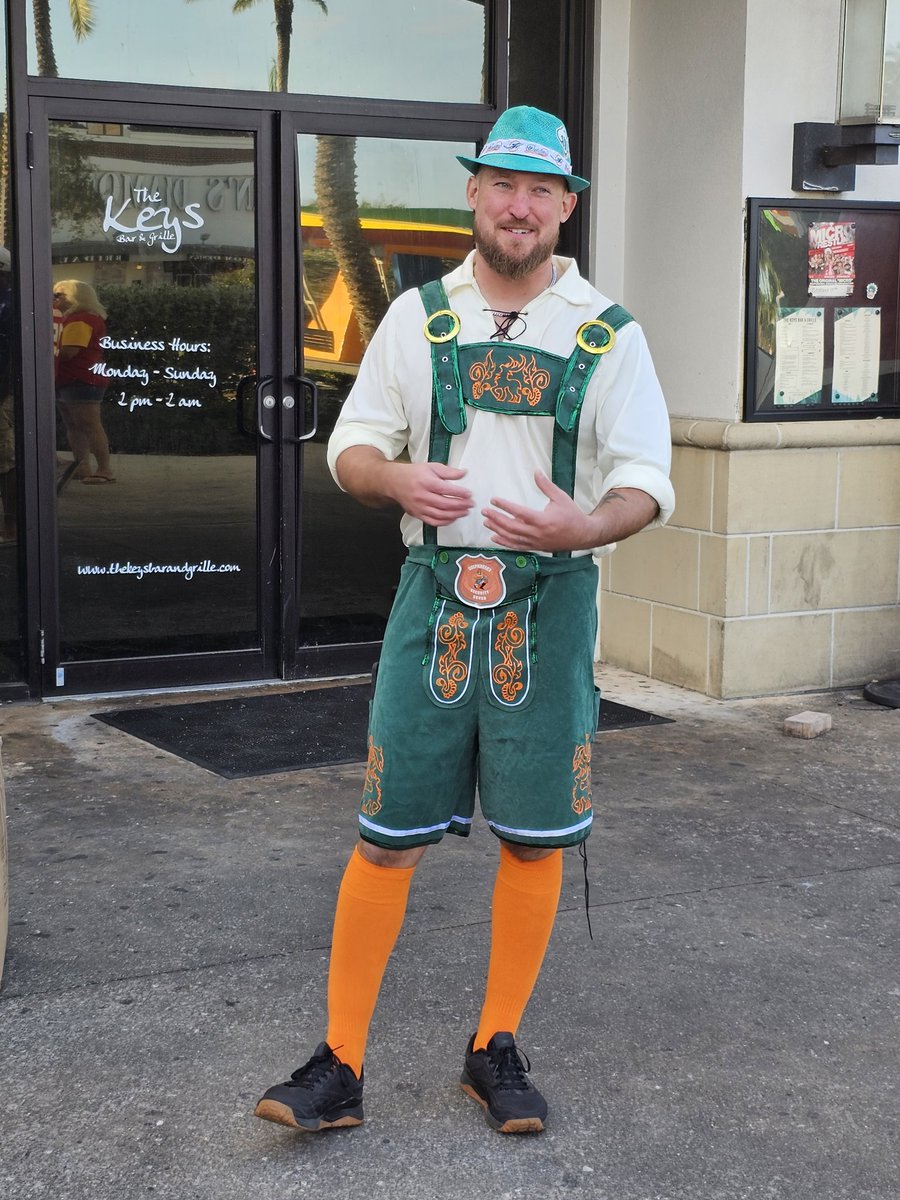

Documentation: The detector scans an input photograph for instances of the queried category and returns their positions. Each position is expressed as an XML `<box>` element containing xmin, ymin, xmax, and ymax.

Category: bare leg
<box><xmin>59</xmin><ymin>402</ymin><xmax>112</xmax><ymax>478</ymax></box>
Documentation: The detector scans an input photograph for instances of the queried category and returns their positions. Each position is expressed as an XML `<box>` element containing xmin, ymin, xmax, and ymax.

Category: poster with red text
<box><xmin>808</xmin><ymin>221</ymin><xmax>855</xmax><ymax>298</ymax></box>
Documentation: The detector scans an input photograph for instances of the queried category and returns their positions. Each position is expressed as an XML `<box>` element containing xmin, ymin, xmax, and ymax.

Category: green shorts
<box><xmin>358</xmin><ymin>546</ymin><xmax>600</xmax><ymax>850</ymax></box>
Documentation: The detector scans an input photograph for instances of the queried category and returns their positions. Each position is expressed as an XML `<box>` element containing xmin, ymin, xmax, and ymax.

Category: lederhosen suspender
<box><xmin>419</xmin><ymin>278</ymin><xmax>633</xmax><ymax>559</ymax></box>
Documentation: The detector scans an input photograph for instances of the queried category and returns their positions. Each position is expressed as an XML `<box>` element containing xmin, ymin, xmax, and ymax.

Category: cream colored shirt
<box><xmin>327</xmin><ymin>251</ymin><xmax>674</xmax><ymax>552</ymax></box>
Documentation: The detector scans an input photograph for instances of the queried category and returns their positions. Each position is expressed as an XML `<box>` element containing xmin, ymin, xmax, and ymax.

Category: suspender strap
<box><xmin>420</xmin><ymin>279</ymin><xmax>463</xmax><ymax>545</ymax></box>
<box><xmin>550</xmin><ymin>303</ymin><xmax>634</xmax><ymax>558</ymax></box>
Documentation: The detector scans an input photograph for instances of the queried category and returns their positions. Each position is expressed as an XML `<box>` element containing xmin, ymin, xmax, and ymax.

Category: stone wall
<box><xmin>600</xmin><ymin>419</ymin><xmax>900</xmax><ymax>697</ymax></box>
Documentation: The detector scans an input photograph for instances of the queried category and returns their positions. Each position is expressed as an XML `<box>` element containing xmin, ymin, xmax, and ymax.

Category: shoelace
<box><xmin>579</xmin><ymin>841</ymin><xmax>594</xmax><ymax>941</ymax></box>
<box><xmin>490</xmin><ymin>1043</ymin><xmax>532</xmax><ymax>1092</ymax></box>
<box><xmin>486</xmin><ymin>308</ymin><xmax>528</xmax><ymax>340</ymax></box>
<box><xmin>289</xmin><ymin>1047</ymin><xmax>339</xmax><ymax>1089</ymax></box>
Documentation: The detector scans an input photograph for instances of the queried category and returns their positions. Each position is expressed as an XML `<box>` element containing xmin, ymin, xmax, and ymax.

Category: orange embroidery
<box><xmin>571</xmin><ymin>733</ymin><xmax>593</xmax><ymax>814</ymax></box>
<box><xmin>436</xmin><ymin>610</ymin><xmax>470</xmax><ymax>699</ymax></box>
<box><xmin>492</xmin><ymin>610</ymin><xmax>526</xmax><ymax>703</ymax></box>
<box><xmin>361</xmin><ymin>735</ymin><xmax>385</xmax><ymax>816</ymax></box>
<box><xmin>469</xmin><ymin>349</ymin><xmax>551</xmax><ymax>407</ymax></box>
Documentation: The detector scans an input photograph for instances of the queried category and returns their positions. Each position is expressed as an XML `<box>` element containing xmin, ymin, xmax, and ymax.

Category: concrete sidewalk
<box><xmin>1</xmin><ymin>669</ymin><xmax>899</xmax><ymax>1200</ymax></box>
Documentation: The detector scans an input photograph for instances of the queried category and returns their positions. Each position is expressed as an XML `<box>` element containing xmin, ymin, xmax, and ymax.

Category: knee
<box><xmin>357</xmin><ymin>839</ymin><xmax>427</xmax><ymax>869</ymax></box>
<box><xmin>500</xmin><ymin>840</ymin><xmax>560</xmax><ymax>863</ymax></box>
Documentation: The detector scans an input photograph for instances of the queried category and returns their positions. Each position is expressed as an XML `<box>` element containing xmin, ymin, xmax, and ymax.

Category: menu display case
<box><xmin>745</xmin><ymin>198</ymin><xmax>900</xmax><ymax>421</ymax></box>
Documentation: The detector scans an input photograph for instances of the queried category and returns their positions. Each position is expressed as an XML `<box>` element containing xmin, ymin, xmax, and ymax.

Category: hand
<box><xmin>482</xmin><ymin>471</ymin><xmax>599</xmax><ymax>552</ymax></box>
<box><xmin>335</xmin><ymin>447</ymin><xmax>474</xmax><ymax>526</ymax></box>
<box><xmin>384</xmin><ymin>461</ymin><xmax>474</xmax><ymax>526</ymax></box>
<box><xmin>484</xmin><ymin>473</ymin><xmax>660</xmax><ymax>552</ymax></box>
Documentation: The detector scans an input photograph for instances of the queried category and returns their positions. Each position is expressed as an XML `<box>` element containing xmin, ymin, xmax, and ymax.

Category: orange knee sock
<box><xmin>326</xmin><ymin>846</ymin><xmax>414</xmax><ymax>1076</ymax></box>
<box><xmin>474</xmin><ymin>845</ymin><xmax>563</xmax><ymax>1050</ymax></box>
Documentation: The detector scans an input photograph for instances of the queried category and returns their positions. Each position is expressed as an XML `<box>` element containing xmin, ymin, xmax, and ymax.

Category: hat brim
<box><xmin>457</xmin><ymin>151</ymin><xmax>590</xmax><ymax>194</ymax></box>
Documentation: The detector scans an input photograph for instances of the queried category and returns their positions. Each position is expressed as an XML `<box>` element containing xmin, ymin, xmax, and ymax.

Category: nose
<box><xmin>506</xmin><ymin>187</ymin><xmax>532</xmax><ymax>219</ymax></box>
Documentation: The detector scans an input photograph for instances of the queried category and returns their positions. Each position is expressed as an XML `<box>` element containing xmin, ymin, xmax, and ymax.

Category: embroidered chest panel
<box><xmin>456</xmin><ymin>342</ymin><xmax>566</xmax><ymax>416</ymax></box>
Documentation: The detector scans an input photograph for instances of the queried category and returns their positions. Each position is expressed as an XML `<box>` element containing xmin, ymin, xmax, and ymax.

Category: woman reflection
<box><xmin>55</xmin><ymin>279</ymin><xmax>115</xmax><ymax>484</ymax></box>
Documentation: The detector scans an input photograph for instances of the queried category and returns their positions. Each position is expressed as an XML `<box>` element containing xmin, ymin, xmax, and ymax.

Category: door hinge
<box><xmin>27</xmin><ymin>131</ymin><xmax>34</xmax><ymax>170</ymax></box>
<box><xmin>39</xmin><ymin>627</ymin><xmax>45</xmax><ymax>664</ymax></box>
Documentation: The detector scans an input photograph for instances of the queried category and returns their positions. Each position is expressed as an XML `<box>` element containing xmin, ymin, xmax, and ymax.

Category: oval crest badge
<box><xmin>454</xmin><ymin>554</ymin><xmax>507</xmax><ymax>608</ymax></box>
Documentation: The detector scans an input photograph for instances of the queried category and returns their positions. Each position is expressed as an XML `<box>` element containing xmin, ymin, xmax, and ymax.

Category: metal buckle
<box><xmin>424</xmin><ymin>309</ymin><xmax>461</xmax><ymax>344</ymax></box>
<box><xmin>575</xmin><ymin>319</ymin><xmax>616</xmax><ymax>355</ymax></box>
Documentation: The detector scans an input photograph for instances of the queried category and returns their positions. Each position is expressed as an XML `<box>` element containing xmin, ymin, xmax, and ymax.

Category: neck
<box><xmin>473</xmin><ymin>255</ymin><xmax>557</xmax><ymax>312</ymax></box>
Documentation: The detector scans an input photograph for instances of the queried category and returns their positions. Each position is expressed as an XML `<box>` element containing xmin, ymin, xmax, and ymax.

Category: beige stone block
<box><xmin>712</xmin><ymin>450</ymin><xmax>730</xmax><ymax>535</ymax></box>
<box><xmin>599</xmin><ymin>553</ymin><xmax>611</xmax><ymax>590</ymax></box>
<box><xmin>708</xmin><ymin>617</ymin><xmax>725</xmax><ymax>697</ymax></box>
<box><xmin>833</xmin><ymin>608</ymin><xmax>900</xmax><ymax>685</ymax></box>
<box><xmin>598</xmin><ymin>592</ymin><xmax>652</xmax><ymax>675</ymax></box>
<box><xmin>668</xmin><ymin>445</ymin><xmax>714</xmax><ymax>531</ymax></box>
<box><xmin>719</xmin><ymin>614</ymin><xmax>832</xmax><ymax>697</ymax></box>
<box><xmin>783</xmin><ymin>711</ymin><xmax>832</xmax><ymax>739</ymax></box>
<box><xmin>747</xmin><ymin>536</ymin><xmax>771</xmax><ymax>615</ymax></box>
<box><xmin>838</xmin><ymin>446</ymin><xmax>900</xmax><ymax>528</ymax></box>
<box><xmin>699</xmin><ymin>533</ymin><xmax>748</xmax><ymax>617</ymax></box>
<box><xmin>770</xmin><ymin>529</ymin><xmax>900</xmax><ymax>612</ymax></box>
<box><xmin>651</xmin><ymin>606</ymin><xmax>710</xmax><ymax>693</ymax></box>
<box><xmin>713</xmin><ymin>448</ymin><xmax>838</xmax><ymax>534</ymax></box>
<box><xmin>608</xmin><ymin>526</ymin><xmax>699</xmax><ymax>608</ymax></box>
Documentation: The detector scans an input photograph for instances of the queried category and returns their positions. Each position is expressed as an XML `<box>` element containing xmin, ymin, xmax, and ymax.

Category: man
<box><xmin>255</xmin><ymin>106</ymin><xmax>674</xmax><ymax>1135</ymax></box>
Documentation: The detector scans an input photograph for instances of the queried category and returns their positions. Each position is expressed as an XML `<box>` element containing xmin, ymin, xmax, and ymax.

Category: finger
<box><xmin>533</xmin><ymin>470</ymin><xmax>565</xmax><ymax>500</ymax></box>
<box><xmin>430</xmin><ymin>463</ymin><xmax>469</xmax><ymax>480</ymax></box>
<box><xmin>485</xmin><ymin>497</ymin><xmax>535</xmax><ymax>520</ymax></box>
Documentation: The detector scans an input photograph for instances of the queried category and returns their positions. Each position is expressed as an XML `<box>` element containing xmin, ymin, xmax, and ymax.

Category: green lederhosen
<box><xmin>359</xmin><ymin>281</ymin><xmax>633</xmax><ymax>850</ymax></box>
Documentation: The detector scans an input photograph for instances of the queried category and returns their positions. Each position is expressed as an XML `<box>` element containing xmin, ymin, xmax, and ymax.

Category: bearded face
<box><xmin>466</xmin><ymin>167</ymin><xmax>576</xmax><ymax>282</ymax></box>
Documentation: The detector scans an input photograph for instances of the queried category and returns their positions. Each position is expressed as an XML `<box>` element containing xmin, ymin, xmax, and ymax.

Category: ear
<box><xmin>559</xmin><ymin>191</ymin><xmax>578</xmax><ymax>224</ymax></box>
<box><xmin>465</xmin><ymin>175</ymin><xmax>479</xmax><ymax>211</ymax></box>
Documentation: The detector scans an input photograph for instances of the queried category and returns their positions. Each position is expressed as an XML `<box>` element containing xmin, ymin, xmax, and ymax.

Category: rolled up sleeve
<box><xmin>592</xmin><ymin>323</ymin><xmax>675</xmax><ymax>527</ymax></box>
<box><xmin>325</xmin><ymin>304</ymin><xmax>412</xmax><ymax>488</ymax></box>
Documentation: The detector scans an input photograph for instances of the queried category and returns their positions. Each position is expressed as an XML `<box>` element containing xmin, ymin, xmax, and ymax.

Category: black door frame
<box><xmin>25</xmin><ymin>97</ymin><xmax>283</xmax><ymax>697</ymax></box>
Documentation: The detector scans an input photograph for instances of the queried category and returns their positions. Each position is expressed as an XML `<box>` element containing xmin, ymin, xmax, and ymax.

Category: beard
<box><xmin>473</xmin><ymin>212</ymin><xmax>559</xmax><ymax>280</ymax></box>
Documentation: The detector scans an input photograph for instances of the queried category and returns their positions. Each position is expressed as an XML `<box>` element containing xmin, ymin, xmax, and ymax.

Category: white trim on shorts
<box><xmin>487</xmin><ymin>813</ymin><xmax>593</xmax><ymax>841</ymax></box>
<box><xmin>359</xmin><ymin>812</ymin><xmax>474</xmax><ymax>840</ymax></box>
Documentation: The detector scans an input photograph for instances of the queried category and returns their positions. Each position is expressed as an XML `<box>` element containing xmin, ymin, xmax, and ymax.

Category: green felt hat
<box><xmin>457</xmin><ymin>106</ymin><xmax>589</xmax><ymax>193</ymax></box>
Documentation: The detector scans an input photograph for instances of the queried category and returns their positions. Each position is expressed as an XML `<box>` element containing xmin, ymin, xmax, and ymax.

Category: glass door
<box><xmin>30</xmin><ymin>101</ymin><xmax>280</xmax><ymax>694</ymax></box>
<box><xmin>26</xmin><ymin>100</ymin><xmax>482</xmax><ymax>695</ymax></box>
<box><xmin>290</xmin><ymin>127</ymin><xmax>475</xmax><ymax>674</ymax></box>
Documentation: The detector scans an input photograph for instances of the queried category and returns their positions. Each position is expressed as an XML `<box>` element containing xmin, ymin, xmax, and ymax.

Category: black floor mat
<box><xmin>94</xmin><ymin>689</ymin><xmax>671</xmax><ymax>779</ymax></box>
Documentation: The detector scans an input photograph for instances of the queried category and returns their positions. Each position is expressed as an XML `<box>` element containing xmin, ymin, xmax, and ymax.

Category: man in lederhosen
<box><xmin>256</xmin><ymin>106</ymin><xmax>675</xmax><ymax>1135</ymax></box>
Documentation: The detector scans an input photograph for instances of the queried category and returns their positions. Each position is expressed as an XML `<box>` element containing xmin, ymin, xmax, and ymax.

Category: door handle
<box><xmin>255</xmin><ymin>375</ymin><xmax>276</xmax><ymax>443</ymax></box>
<box><xmin>284</xmin><ymin>374</ymin><xmax>319</xmax><ymax>443</ymax></box>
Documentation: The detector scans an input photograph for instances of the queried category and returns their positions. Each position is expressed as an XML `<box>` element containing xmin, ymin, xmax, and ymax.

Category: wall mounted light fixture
<box><xmin>793</xmin><ymin>0</ymin><xmax>900</xmax><ymax>191</ymax></box>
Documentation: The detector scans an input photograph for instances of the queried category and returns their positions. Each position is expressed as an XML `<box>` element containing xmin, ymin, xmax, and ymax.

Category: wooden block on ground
<box><xmin>783</xmin><ymin>711</ymin><xmax>832</xmax><ymax>739</ymax></box>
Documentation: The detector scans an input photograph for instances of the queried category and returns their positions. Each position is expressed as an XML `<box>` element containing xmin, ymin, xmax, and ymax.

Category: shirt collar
<box><xmin>445</xmin><ymin>250</ymin><xmax>591</xmax><ymax>305</ymax></box>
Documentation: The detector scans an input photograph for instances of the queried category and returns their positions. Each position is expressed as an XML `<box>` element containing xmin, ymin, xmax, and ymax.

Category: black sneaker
<box><xmin>254</xmin><ymin>1042</ymin><xmax>364</xmax><ymax>1132</ymax></box>
<box><xmin>460</xmin><ymin>1032</ymin><xmax>548</xmax><ymax>1133</ymax></box>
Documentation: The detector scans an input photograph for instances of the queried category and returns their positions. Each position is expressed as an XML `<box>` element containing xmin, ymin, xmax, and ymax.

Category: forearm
<box><xmin>586</xmin><ymin>487</ymin><xmax>659</xmax><ymax>548</ymax></box>
<box><xmin>335</xmin><ymin>445</ymin><xmax>474</xmax><ymax>525</ymax></box>
<box><xmin>334</xmin><ymin>445</ymin><xmax>401</xmax><ymax>509</ymax></box>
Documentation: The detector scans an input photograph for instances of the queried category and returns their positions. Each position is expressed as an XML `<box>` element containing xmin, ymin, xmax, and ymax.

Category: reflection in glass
<box><xmin>28</xmin><ymin>0</ymin><xmax>486</xmax><ymax>103</ymax></box>
<box><xmin>0</xmin><ymin>12</ymin><xmax>23</xmax><ymax>682</ymax></box>
<box><xmin>296</xmin><ymin>134</ymin><xmax>473</xmax><ymax>646</ymax></box>
<box><xmin>49</xmin><ymin>121</ymin><xmax>259</xmax><ymax>660</ymax></box>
